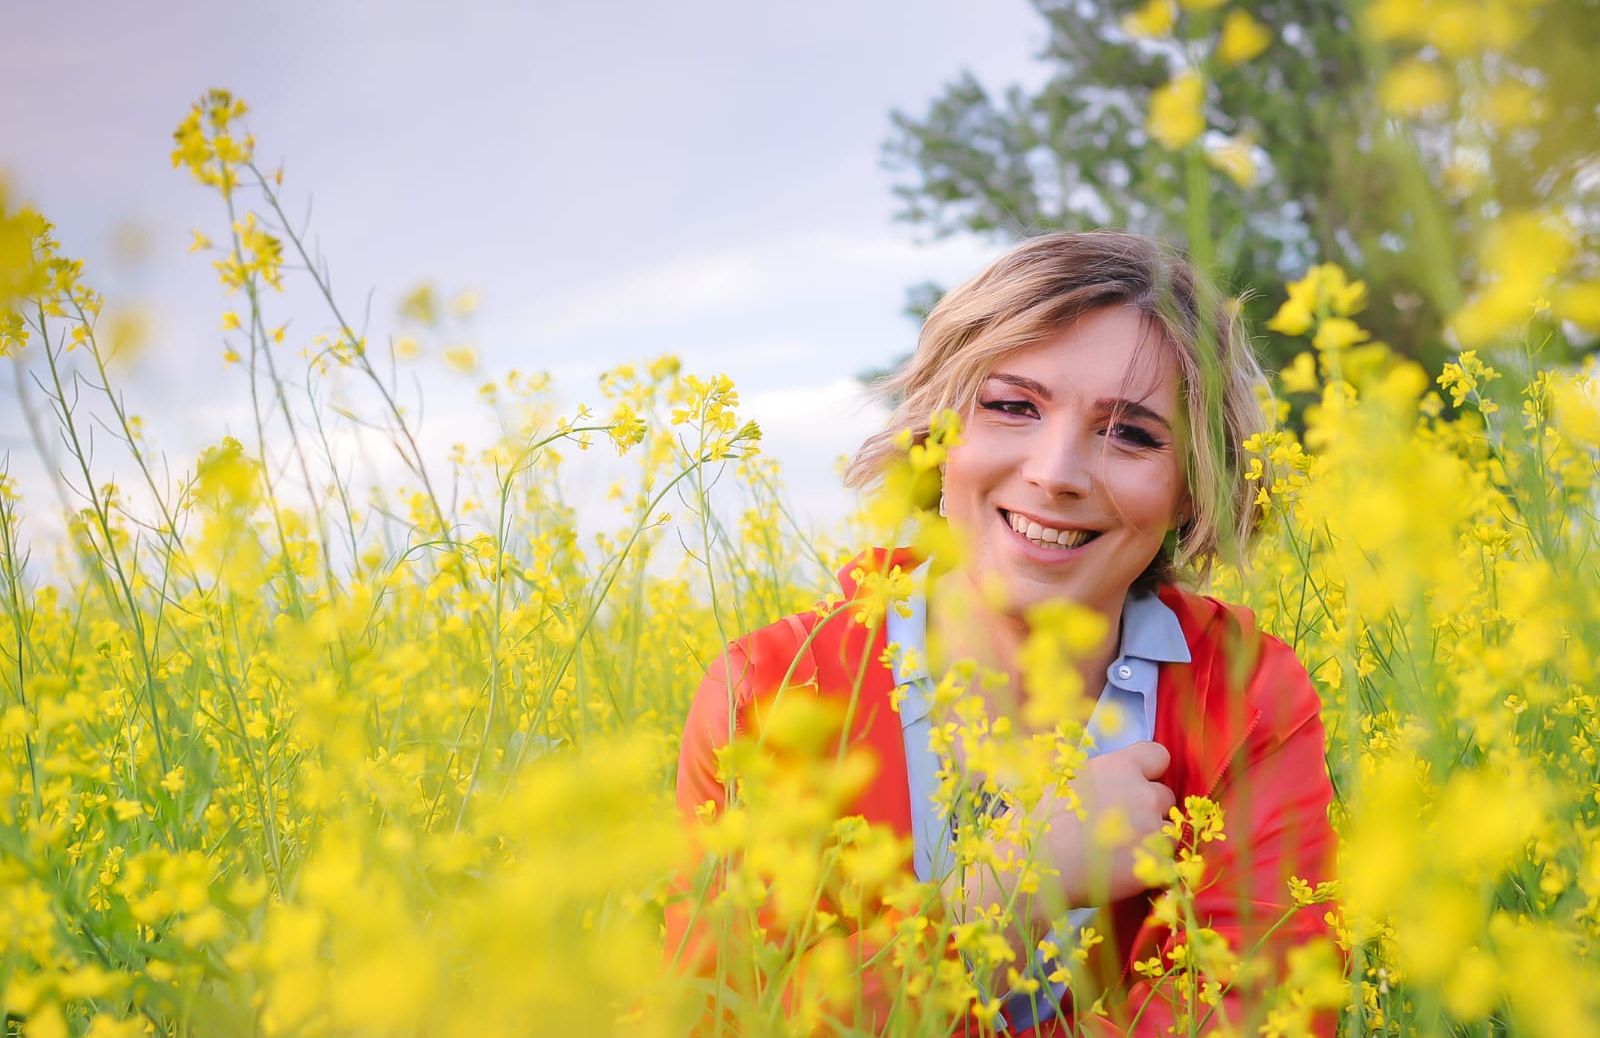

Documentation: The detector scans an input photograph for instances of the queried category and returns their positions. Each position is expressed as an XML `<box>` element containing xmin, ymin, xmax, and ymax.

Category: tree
<box><xmin>884</xmin><ymin>0</ymin><xmax>1600</xmax><ymax>372</ymax></box>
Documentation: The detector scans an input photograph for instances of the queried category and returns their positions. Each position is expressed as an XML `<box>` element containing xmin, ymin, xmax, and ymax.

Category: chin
<box><xmin>994</xmin><ymin>569</ymin><xmax>1088</xmax><ymax>616</ymax></box>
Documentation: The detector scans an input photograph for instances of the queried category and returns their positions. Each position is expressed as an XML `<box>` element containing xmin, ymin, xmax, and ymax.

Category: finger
<box><xmin>1127</xmin><ymin>740</ymin><xmax>1172</xmax><ymax>780</ymax></box>
<box><xmin>1152</xmin><ymin>781</ymin><xmax>1177</xmax><ymax>819</ymax></box>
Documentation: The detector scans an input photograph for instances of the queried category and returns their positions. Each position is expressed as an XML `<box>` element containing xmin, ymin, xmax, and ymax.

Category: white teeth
<box><xmin>1004</xmin><ymin>510</ymin><xmax>1096</xmax><ymax>550</ymax></box>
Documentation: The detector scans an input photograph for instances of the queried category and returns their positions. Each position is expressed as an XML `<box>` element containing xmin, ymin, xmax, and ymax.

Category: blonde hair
<box><xmin>845</xmin><ymin>230</ymin><xmax>1270</xmax><ymax>589</ymax></box>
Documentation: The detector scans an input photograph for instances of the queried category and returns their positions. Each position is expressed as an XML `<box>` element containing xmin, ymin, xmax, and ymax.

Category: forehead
<box><xmin>981</xmin><ymin>306</ymin><xmax>1179</xmax><ymax>408</ymax></box>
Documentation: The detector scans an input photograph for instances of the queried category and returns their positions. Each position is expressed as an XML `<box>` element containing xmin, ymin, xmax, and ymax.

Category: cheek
<box><xmin>941</xmin><ymin>436</ymin><xmax>994</xmax><ymax>500</ymax></box>
<box><xmin>1104</xmin><ymin>461</ymin><xmax>1185</xmax><ymax>528</ymax></box>
<box><xmin>939</xmin><ymin>439</ymin><xmax>1010</xmax><ymax>534</ymax></box>
<box><xmin>939</xmin><ymin>451</ymin><xmax>977</xmax><ymax>518</ymax></box>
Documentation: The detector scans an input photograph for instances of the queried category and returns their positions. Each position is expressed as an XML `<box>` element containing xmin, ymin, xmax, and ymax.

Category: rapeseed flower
<box><xmin>1148</xmin><ymin>71</ymin><xmax>1205</xmax><ymax>151</ymax></box>
<box><xmin>1217</xmin><ymin>10</ymin><xmax>1271</xmax><ymax>65</ymax></box>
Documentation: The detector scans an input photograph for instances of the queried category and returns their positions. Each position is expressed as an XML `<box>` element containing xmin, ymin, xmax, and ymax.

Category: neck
<box><xmin>926</xmin><ymin>569</ymin><xmax>1123</xmax><ymax>721</ymax></box>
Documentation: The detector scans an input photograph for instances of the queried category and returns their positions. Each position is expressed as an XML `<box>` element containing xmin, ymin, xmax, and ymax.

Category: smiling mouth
<box><xmin>998</xmin><ymin>509</ymin><xmax>1103</xmax><ymax>551</ymax></box>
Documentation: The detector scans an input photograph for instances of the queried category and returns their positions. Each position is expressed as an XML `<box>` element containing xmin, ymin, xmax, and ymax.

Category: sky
<box><xmin>1</xmin><ymin>0</ymin><xmax>1047</xmax><ymax>547</ymax></box>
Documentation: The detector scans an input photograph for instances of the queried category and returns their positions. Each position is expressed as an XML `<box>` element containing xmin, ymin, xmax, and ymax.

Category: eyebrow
<box><xmin>1098</xmin><ymin>399</ymin><xmax>1172</xmax><ymax>431</ymax></box>
<box><xmin>983</xmin><ymin>372</ymin><xmax>1172</xmax><ymax>430</ymax></box>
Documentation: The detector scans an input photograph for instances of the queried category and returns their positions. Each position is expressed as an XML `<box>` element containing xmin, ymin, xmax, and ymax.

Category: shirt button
<box><xmin>1115</xmin><ymin>664</ymin><xmax>1134</xmax><ymax>680</ymax></box>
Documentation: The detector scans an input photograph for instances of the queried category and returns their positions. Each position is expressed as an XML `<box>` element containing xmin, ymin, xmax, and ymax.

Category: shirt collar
<box><xmin>1119</xmin><ymin>589</ymin><xmax>1191</xmax><ymax>665</ymax></box>
<box><xmin>885</xmin><ymin>563</ymin><xmax>1190</xmax><ymax>728</ymax></box>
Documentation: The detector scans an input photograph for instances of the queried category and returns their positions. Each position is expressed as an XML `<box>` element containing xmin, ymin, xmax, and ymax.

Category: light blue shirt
<box><xmin>885</xmin><ymin>563</ymin><xmax>1190</xmax><ymax>1030</ymax></box>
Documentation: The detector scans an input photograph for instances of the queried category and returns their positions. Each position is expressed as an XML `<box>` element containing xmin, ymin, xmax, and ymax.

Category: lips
<box><xmin>998</xmin><ymin>508</ymin><xmax>1104</xmax><ymax>552</ymax></box>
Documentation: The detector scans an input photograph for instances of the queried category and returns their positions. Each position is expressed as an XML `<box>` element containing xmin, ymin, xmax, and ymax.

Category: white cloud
<box><xmin>505</xmin><ymin>228</ymin><xmax>1002</xmax><ymax>343</ymax></box>
<box><xmin>741</xmin><ymin>377</ymin><xmax>888</xmax><ymax>529</ymax></box>
<box><xmin>744</xmin><ymin>375</ymin><xmax>885</xmax><ymax>430</ymax></box>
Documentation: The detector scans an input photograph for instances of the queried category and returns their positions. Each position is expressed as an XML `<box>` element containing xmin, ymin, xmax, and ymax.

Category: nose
<box><xmin>1020</xmin><ymin>423</ymin><xmax>1095</xmax><ymax>499</ymax></box>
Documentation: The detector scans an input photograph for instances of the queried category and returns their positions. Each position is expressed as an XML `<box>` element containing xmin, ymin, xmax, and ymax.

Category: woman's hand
<box><xmin>940</xmin><ymin>742</ymin><xmax>1176</xmax><ymax>933</ymax></box>
<box><xmin>1038</xmin><ymin>741</ymin><xmax>1176</xmax><ymax>909</ymax></box>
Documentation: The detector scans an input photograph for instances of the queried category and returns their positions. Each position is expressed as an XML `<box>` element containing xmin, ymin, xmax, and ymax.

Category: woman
<box><xmin>671</xmin><ymin>231</ymin><xmax>1336</xmax><ymax>1036</ymax></box>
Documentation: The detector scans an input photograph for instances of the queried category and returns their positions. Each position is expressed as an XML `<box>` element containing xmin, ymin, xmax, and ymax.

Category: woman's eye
<box><xmin>1107</xmin><ymin>423</ymin><xmax>1165</xmax><ymax>449</ymax></box>
<box><xmin>979</xmin><ymin>398</ymin><xmax>1037</xmax><ymax>417</ymax></box>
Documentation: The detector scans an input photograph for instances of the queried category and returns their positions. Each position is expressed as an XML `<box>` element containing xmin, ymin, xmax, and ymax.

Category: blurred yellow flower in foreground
<box><xmin>1217</xmin><ymin>10</ymin><xmax>1271</xmax><ymax>65</ymax></box>
<box><xmin>1205</xmin><ymin>136</ymin><xmax>1258</xmax><ymax>188</ymax></box>
<box><xmin>443</xmin><ymin>343</ymin><xmax>479</xmax><ymax>372</ymax></box>
<box><xmin>1379</xmin><ymin>59</ymin><xmax>1452</xmax><ymax>115</ymax></box>
<box><xmin>1480</xmin><ymin>79</ymin><xmax>1545</xmax><ymax>128</ymax></box>
<box><xmin>1147</xmin><ymin>71</ymin><xmax>1205</xmax><ymax>151</ymax></box>
<box><xmin>1450</xmin><ymin>211</ymin><xmax>1574</xmax><ymax>347</ymax></box>
<box><xmin>1551</xmin><ymin>360</ymin><xmax>1600</xmax><ymax>447</ymax></box>
<box><xmin>1122</xmin><ymin>0</ymin><xmax>1176</xmax><ymax>39</ymax></box>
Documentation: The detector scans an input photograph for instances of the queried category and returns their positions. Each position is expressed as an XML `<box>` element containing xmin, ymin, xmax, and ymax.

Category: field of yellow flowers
<box><xmin>4</xmin><ymin>2</ymin><xmax>1600</xmax><ymax>1036</ymax></box>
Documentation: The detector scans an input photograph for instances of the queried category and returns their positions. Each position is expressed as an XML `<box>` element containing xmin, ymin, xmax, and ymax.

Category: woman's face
<box><xmin>940</xmin><ymin>304</ymin><xmax>1190</xmax><ymax>621</ymax></box>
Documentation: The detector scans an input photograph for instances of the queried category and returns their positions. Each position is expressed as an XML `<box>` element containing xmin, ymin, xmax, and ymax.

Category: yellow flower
<box><xmin>0</xmin><ymin>198</ymin><xmax>47</xmax><ymax>321</ymax></box>
<box><xmin>1367</xmin><ymin>0</ymin><xmax>1533</xmax><ymax>54</ymax></box>
<box><xmin>1379</xmin><ymin>59</ymin><xmax>1452</xmax><ymax>116</ymax></box>
<box><xmin>1554</xmin><ymin>281</ymin><xmax>1600</xmax><ymax>329</ymax></box>
<box><xmin>398</xmin><ymin>283</ymin><xmax>438</xmax><ymax>325</ymax></box>
<box><xmin>1442</xmin><ymin>947</ymin><xmax>1500</xmax><ymax>1021</ymax></box>
<box><xmin>160</xmin><ymin>766</ymin><xmax>187</xmax><ymax>794</ymax></box>
<box><xmin>1284</xmin><ymin>941</ymin><xmax>1349</xmax><ymax>1010</ymax></box>
<box><xmin>1270</xmin><ymin>264</ymin><xmax>1369</xmax><ymax>345</ymax></box>
<box><xmin>1147</xmin><ymin>72</ymin><xmax>1205</xmax><ymax>151</ymax></box>
<box><xmin>1267</xmin><ymin>296</ymin><xmax>1314</xmax><ymax>337</ymax></box>
<box><xmin>1205</xmin><ymin>136</ymin><xmax>1257</xmax><ymax>188</ymax></box>
<box><xmin>1550</xmin><ymin>364</ymin><xmax>1600</xmax><ymax>447</ymax></box>
<box><xmin>1313</xmin><ymin>316</ymin><xmax>1371</xmax><ymax>352</ymax></box>
<box><xmin>1365</xmin><ymin>0</ymin><xmax>1429</xmax><ymax>42</ymax></box>
<box><xmin>1481</xmin><ymin>80</ymin><xmax>1544</xmax><ymax>128</ymax></box>
<box><xmin>1437</xmin><ymin>350</ymin><xmax>1501</xmax><ymax>410</ymax></box>
<box><xmin>442</xmin><ymin>344</ymin><xmax>478</xmax><ymax>372</ymax></box>
<box><xmin>1279</xmin><ymin>351</ymin><xmax>1319</xmax><ymax>393</ymax></box>
<box><xmin>1122</xmin><ymin>0</ymin><xmax>1177</xmax><ymax>38</ymax></box>
<box><xmin>1342</xmin><ymin>754</ymin><xmax>1423</xmax><ymax>925</ymax></box>
<box><xmin>1450</xmin><ymin>211</ymin><xmax>1574</xmax><ymax>347</ymax></box>
<box><xmin>1217</xmin><ymin>10</ymin><xmax>1271</xmax><ymax>65</ymax></box>
<box><xmin>23</xmin><ymin>1003</ymin><xmax>67</xmax><ymax>1038</ymax></box>
<box><xmin>1094</xmin><ymin>806</ymin><xmax>1134</xmax><ymax>847</ymax></box>
<box><xmin>176</xmin><ymin>906</ymin><xmax>227</xmax><ymax>946</ymax></box>
<box><xmin>1018</xmin><ymin>597</ymin><xmax>1107</xmax><ymax>728</ymax></box>
<box><xmin>85</xmin><ymin>1018</ymin><xmax>145</xmax><ymax>1038</ymax></box>
<box><xmin>228</xmin><ymin>873</ymin><xmax>270</xmax><ymax>909</ymax></box>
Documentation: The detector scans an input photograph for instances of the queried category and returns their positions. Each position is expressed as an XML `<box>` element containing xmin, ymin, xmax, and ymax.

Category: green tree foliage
<box><xmin>883</xmin><ymin>0</ymin><xmax>1600</xmax><ymax>371</ymax></box>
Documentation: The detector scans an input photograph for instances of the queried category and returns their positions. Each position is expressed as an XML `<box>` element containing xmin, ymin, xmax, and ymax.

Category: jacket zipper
<box><xmin>1200</xmin><ymin>708</ymin><xmax>1263</xmax><ymax>799</ymax></box>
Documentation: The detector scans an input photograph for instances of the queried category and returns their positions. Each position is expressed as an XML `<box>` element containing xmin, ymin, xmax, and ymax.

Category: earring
<box><xmin>938</xmin><ymin>492</ymin><xmax>947</xmax><ymax>518</ymax></box>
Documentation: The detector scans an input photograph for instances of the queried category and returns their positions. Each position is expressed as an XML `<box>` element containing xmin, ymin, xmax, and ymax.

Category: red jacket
<box><xmin>670</xmin><ymin>548</ymin><xmax>1337</xmax><ymax>1036</ymax></box>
